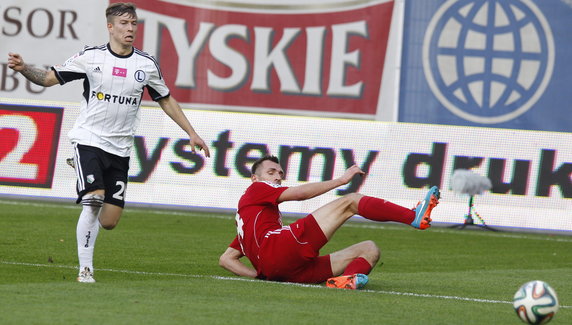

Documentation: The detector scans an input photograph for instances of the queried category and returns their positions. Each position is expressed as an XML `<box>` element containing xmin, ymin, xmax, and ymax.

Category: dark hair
<box><xmin>251</xmin><ymin>155</ymin><xmax>280</xmax><ymax>175</ymax></box>
<box><xmin>106</xmin><ymin>2</ymin><xmax>137</xmax><ymax>22</ymax></box>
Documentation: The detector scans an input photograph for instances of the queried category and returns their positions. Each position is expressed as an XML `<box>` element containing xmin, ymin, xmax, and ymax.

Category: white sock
<box><xmin>77</xmin><ymin>193</ymin><xmax>103</xmax><ymax>273</ymax></box>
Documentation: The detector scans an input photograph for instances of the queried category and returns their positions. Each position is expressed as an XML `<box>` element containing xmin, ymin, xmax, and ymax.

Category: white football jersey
<box><xmin>52</xmin><ymin>43</ymin><xmax>170</xmax><ymax>157</ymax></box>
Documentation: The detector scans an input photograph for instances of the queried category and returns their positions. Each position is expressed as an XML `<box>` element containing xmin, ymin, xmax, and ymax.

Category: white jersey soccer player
<box><xmin>52</xmin><ymin>43</ymin><xmax>168</xmax><ymax>157</ymax></box>
<box><xmin>8</xmin><ymin>3</ymin><xmax>210</xmax><ymax>283</ymax></box>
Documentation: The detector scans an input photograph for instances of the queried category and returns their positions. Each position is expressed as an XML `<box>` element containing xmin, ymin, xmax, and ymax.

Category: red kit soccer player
<box><xmin>219</xmin><ymin>155</ymin><xmax>440</xmax><ymax>289</ymax></box>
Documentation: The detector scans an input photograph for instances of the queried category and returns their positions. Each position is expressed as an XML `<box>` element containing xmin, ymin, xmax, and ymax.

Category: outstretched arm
<box><xmin>7</xmin><ymin>53</ymin><xmax>59</xmax><ymax>87</ymax></box>
<box><xmin>278</xmin><ymin>164</ymin><xmax>365</xmax><ymax>202</ymax></box>
<box><xmin>219</xmin><ymin>247</ymin><xmax>257</xmax><ymax>278</ymax></box>
<box><xmin>157</xmin><ymin>96</ymin><xmax>211</xmax><ymax>157</ymax></box>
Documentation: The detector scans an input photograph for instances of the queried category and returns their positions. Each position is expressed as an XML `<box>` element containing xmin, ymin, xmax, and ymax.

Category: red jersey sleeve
<box><xmin>229</xmin><ymin>236</ymin><xmax>243</xmax><ymax>256</ymax></box>
<box><xmin>239</xmin><ymin>181</ymin><xmax>288</xmax><ymax>209</ymax></box>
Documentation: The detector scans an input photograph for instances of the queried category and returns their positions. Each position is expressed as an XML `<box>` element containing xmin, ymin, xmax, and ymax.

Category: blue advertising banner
<box><xmin>399</xmin><ymin>0</ymin><xmax>572</xmax><ymax>132</ymax></box>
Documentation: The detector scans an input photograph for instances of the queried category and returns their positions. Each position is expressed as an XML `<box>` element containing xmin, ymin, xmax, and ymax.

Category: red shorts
<box><xmin>256</xmin><ymin>214</ymin><xmax>332</xmax><ymax>284</ymax></box>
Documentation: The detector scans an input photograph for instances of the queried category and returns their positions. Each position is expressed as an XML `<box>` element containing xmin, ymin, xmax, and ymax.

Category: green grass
<box><xmin>0</xmin><ymin>199</ymin><xmax>570</xmax><ymax>324</ymax></box>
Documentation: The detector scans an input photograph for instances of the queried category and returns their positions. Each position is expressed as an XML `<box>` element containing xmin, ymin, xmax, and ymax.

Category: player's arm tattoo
<box><xmin>19</xmin><ymin>65</ymin><xmax>50</xmax><ymax>86</ymax></box>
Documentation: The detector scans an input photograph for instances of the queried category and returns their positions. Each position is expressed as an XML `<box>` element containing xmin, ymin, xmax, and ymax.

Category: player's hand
<box><xmin>189</xmin><ymin>136</ymin><xmax>211</xmax><ymax>157</ymax></box>
<box><xmin>7</xmin><ymin>53</ymin><xmax>25</xmax><ymax>71</ymax></box>
<box><xmin>339</xmin><ymin>165</ymin><xmax>365</xmax><ymax>184</ymax></box>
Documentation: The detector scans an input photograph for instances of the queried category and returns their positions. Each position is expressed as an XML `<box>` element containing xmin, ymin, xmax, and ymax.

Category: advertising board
<box><xmin>0</xmin><ymin>104</ymin><xmax>62</xmax><ymax>187</ymax></box>
<box><xmin>1</xmin><ymin>98</ymin><xmax>570</xmax><ymax>233</ymax></box>
<box><xmin>399</xmin><ymin>0</ymin><xmax>572</xmax><ymax>132</ymax></box>
<box><xmin>1</xmin><ymin>0</ymin><xmax>395</xmax><ymax>119</ymax></box>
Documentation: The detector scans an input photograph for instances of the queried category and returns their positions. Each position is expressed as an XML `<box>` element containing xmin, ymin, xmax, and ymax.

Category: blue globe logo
<box><xmin>423</xmin><ymin>0</ymin><xmax>555</xmax><ymax>124</ymax></box>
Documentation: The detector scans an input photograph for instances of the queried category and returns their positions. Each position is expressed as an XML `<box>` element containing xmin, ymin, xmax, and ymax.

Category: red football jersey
<box><xmin>230</xmin><ymin>181</ymin><xmax>288</xmax><ymax>270</ymax></box>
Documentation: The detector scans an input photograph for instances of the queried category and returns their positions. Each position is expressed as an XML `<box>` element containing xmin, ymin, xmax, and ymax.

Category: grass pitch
<box><xmin>0</xmin><ymin>199</ymin><xmax>570</xmax><ymax>324</ymax></box>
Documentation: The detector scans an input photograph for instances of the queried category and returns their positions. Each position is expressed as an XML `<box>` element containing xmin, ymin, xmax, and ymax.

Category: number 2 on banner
<box><xmin>0</xmin><ymin>115</ymin><xmax>39</xmax><ymax>179</ymax></box>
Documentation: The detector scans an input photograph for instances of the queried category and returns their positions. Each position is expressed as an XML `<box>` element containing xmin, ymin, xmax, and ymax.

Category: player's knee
<box><xmin>362</xmin><ymin>240</ymin><xmax>380</xmax><ymax>263</ymax></box>
<box><xmin>99</xmin><ymin>205</ymin><xmax>122</xmax><ymax>230</ymax></box>
<box><xmin>81</xmin><ymin>193</ymin><xmax>104</xmax><ymax>213</ymax></box>
<box><xmin>99</xmin><ymin>214</ymin><xmax>120</xmax><ymax>230</ymax></box>
<box><xmin>100</xmin><ymin>221</ymin><xmax>117</xmax><ymax>230</ymax></box>
<box><xmin>341</xmin><ymin>193</ymin><xmax>364</xmax><ymax>213</ymax></box>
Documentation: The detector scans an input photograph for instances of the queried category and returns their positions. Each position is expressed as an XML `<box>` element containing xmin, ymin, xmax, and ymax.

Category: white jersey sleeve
<box><xmin>136</xmin><ymin>48</ymin><xmax>170</xmax><ymax>101</ymax></box>
<box><xmin>52</xmin><ymin>48</ymin><xmax>90</xmax><ymax>84</ymax></box>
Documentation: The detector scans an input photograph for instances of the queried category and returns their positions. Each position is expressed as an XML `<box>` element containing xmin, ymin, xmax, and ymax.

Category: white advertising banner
<box><xmin>1</xmin><ymin>98</ymin><xmax>571</xmax><ymax>234</ymax></box>
<box><xmin>0</xmin><ymin>0</ymin><xmax>109</xmax><ymax>102</ymax></box>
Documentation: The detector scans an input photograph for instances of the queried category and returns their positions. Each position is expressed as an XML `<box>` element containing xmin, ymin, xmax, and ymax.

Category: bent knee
<box><xmin>362</xmin><ymin>240</ymin><xmax>381</xmax><ymax>262</ymax></box>
<box><xmin>99</xmin><ymin>213</ymin><xmax>120</xmax><ymax>230</ymax></box>
<box><xmin>364</xmin><ymin>240</ymin><xmax>380</xmax><ymax>253</ymax></box>
<box><xmin>99</xmin><ymin>204</ymin><xmax>123</xmax><ymax>230</ymax></box>
<box><xmin>100</xmin><ymin>222</ymin><xmax>117</xmax><ymax>230</ymax></box>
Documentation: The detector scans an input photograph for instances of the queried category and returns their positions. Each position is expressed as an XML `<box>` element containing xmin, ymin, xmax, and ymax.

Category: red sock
<box><xmin>343</xmin><ymin>257</ymin><xmax>372</xmax><ymax>276</ymax></box>
<box><xmin>357</xmin><ymin>196</ymin><xmax>415</xmax><ymax>224</ymax></box>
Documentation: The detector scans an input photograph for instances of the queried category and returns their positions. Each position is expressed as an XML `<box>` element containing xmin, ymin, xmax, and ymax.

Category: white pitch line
<box><xmin>1</xmin><ymin>261</ymin><xmax>570</xmax><ymax>309</ymax></box>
